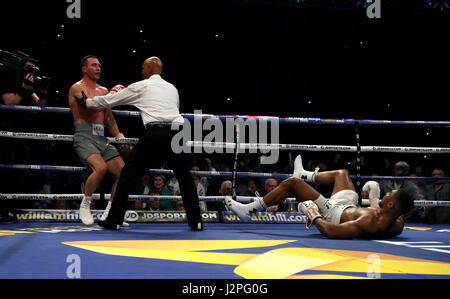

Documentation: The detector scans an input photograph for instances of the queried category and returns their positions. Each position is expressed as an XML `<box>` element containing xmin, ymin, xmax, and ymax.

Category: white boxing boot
<box><xmin>224</xmin><ymin>196</ymin><xmax>267</xmax><ymax>222</ymax></box>
<box><xmin>293</xmin><ymin>155</ymin><xmax>319</xmax><ymax>183</ymax></box>
<box><xmin>79</xmin><ymin>196</ymin><xmax>94</xmax><ymax>226</ymax></box>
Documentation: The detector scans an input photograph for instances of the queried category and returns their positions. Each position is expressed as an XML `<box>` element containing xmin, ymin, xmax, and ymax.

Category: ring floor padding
<box><xmin>0</xmin><ymin>223</ymin><xmax>449</xmax><ymax>279</ymax></box>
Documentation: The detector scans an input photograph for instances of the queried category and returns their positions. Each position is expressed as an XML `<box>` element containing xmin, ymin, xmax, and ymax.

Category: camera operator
<box><xmin>0</xmin><ymin>54</ymin><xmax>51</xmax><ymax>222</ymax></box>
<box><xmin>0</xmin><ymin>59</ymin><xmax>48</xmax><ymax>107</ymax></box>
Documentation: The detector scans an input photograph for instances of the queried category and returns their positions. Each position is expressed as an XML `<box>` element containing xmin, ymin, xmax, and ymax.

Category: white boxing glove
<box><xmin>109</xmin><ymin>85</ymin><xmax>126</xmax><ymax>94</ymax></box>
<box><xmin>298</xmin><ymin>200</ymin><xmax>323</xmax><ymax>229</ymax></box>
<box><xmin>362</xmin><ymin>181</ymin><xmax>380</xmax><ymax>199</ymax></box>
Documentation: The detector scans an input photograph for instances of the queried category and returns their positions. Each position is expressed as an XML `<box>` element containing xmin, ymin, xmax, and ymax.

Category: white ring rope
<box><xmin>1</xmin><ymin>193</ymin><xmax>449</xmax><ymax>207</ymax></box>
<box><xmin>0</xmin><ymin>131</ymin><xmax>138</xmax><ymax>144</ymax></box>
<box><xmin>2</xmin><ymin>104</ymin><xmax>450</xmax><ymax>127</ymax></box>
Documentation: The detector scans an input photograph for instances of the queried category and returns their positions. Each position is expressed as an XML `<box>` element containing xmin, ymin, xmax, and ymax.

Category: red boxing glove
<box><xmin>298</xmin><ymin>200</ymin><xmax>323</xmax><ymax>229</ymax></box>
<box><xmin>109</xmin><ymin>85</ymin><xmax>126</xmax><ymax>94</ymax></box>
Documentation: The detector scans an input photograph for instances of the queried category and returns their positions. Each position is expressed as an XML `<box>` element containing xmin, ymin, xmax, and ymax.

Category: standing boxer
<box><xmin>68</xmin><ymin>55</ymin><xmax>126</xmax><ymax>225</ymax></box>
<box><xmin>75</xmin><ymin>56</ymin><xmax>203</xmax><ymax>231</ymax></box>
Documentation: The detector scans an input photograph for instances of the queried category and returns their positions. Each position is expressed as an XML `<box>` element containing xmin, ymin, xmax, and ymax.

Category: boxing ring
<box><xmin>1</xmin><ymin>104</ymin><xmax>450</xmax><ymax>280</ymax></box>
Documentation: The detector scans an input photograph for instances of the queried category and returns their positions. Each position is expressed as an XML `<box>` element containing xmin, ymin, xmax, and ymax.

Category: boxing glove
<box><xmin>298</xmin><ymin>200</ymin><xmax>323</xmax><ymax>229</ymax></box>
<box><xmin>109</xmin><ymin>85</ymin><xmax>126</xmax><ymax>94</ymax></box>
<box><xmin>362</xmin><ymin>181</ymin><xmax>380</xmax><ymax>199</ymax></box>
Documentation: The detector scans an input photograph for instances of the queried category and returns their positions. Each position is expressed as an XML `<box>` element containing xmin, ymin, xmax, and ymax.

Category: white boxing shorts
<box><xmin>314</xmin><ymin>190</ymin><xmax>359</xmax><ymax>224</ymax></box>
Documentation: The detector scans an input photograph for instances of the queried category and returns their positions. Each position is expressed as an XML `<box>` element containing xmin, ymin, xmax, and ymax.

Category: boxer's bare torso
<box><xmin>319</xmin><ymin>206</ymin><xmax>405</xmax><ymax>238</ymax></box>
<box><xmin>69</xmin><ymin>80</ymin><xmax>109</xmax><ymax>125</ymax></box>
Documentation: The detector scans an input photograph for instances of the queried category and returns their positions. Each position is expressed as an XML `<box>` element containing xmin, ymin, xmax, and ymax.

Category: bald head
<box><xmin>142</xmin><ymin>57</ymin><xmax>163</xmax><ymax>79</ymax></box>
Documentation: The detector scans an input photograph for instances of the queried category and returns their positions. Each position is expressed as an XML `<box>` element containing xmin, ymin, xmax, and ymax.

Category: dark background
<box><xmin>2</xmin><ymin>0</ymin><xmax>449</xmax><ymax>119</ymax></box>
<box><xmin>1</xmin><ymin>0</ymin><xmax>449</xmax><ymax>182</ymax></box>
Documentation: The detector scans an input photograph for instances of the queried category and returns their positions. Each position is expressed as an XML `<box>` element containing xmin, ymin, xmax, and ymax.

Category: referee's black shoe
<box><xmin>189</xmin><ymin>221</ymin><xmax>204</xmax><ymax>231</ymax></box>
<box><xmin>0</xmin><ymin>211</ymin><xmax>14</xmax><ymax>223</ymax></box>
<box><xmin>98</xmin><ymin>219</ymin><xmax>121</xmax><ymax>230</ymax></box>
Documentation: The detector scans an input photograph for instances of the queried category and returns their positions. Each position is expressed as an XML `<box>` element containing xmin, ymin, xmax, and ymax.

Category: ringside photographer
<box><xmin>0</xmin><ymin>50</ymin><xmax>51</xmax><ymax>107</ymax></box>
<box><xmin>0</xmin><ymin>50</ymin><xmax>52</xmax><ymax>222</ymax></box>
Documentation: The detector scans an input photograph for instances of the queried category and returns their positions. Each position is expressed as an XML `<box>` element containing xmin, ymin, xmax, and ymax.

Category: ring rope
<box><xmin>2</xmin><ymin>131</ymin><xmax>450</xmax><ymax>154</ymax></box>
<box><xmin>2</xmin><ymin>106</ymin><xmax>449</xmax><ymax>217</ymax></box>
<box><xmin>0</xmin><ymin>131</ymin><xmax>139</xmax><ymax>144</ymax></box>
<box><xmin>1</xmin><ymin>193</ymin><xmax>449</xmax><ymax>207</ymax></box>
<box><xmin>2</xmin><ymin>104</ymin><xmax>450</xmax><ymax>127</ymax></box>
<box><xmin>1</xmin><ymin>163</ymin><xmax>450</xmax><ymax>182</ymax></box>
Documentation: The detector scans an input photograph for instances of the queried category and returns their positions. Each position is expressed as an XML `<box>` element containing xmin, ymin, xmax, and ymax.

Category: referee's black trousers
<box><xmin>105</xmin><ymin>124</ymin><xmax>202</xmax><ymax>228</ymax></box>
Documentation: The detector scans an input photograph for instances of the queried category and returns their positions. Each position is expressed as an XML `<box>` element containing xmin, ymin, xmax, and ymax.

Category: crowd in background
<box><xmin>1</xmin><ymin>145</ymin><xmax>449</xmax><ymax>224</ymax></box>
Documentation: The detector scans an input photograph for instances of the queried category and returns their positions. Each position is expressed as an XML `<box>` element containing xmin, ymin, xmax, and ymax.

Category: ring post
<box><xmin>355</xmin><ymin>121</ymin><xmax>362</xmax><ymax>205</ymax></box>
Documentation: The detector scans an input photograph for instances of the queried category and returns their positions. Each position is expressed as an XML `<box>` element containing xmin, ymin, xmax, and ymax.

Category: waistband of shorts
<box><xmin>74</xmin><ymin>122</ymin><xmax>105</xmax><ymax>130</ymax></box>
<box><xmin>145</xmin><ymin>122</ymin><xmax>182</xmax><ymax>129</ymax></box>
<box><xmin>74</xmin><ymin>123</ymin><xmax>106</xmax><ymax>137</ymax></box>
<box><xmin>329</xmin><ymin>205</ymin><xmax>356</xmax><ymax>225</ymax></box>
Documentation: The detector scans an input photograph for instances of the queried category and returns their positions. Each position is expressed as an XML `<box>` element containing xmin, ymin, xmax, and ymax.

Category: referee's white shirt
<box><xmin>87</xmin><ymin>74</ymin><xmax>185</xmax><ymax>126</ymax></box>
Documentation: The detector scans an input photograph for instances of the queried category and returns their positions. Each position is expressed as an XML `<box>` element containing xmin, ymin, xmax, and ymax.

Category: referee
<box><xmin>75</xmin><ymin>57</ymin><xmax>203</xmax><ymax>230</ymax></box>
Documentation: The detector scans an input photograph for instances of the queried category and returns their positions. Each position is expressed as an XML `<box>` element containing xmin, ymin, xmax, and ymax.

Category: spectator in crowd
<box><xmin>415</xmin><ymin>166</ymin><xmax>424</xmax><ymax>177</ymax></box>
<box><xmin>219</xmin><ymin>181</ymin><xmax>233</xmax><ymax>196</ymax></box>
<box><xmin>220</xmin><ymin>165</ymin><xmax>232</xmax><ymax>181</ymax></box>
<box><xmin>175</xmin><ymin>195</ymin><xmax>205</xmax><ymax>212</ymax></box>
<box><xmin>262</xmin><ymin>178</ymin><xmax>278</xmax><ymax>196</ymax></box>
<box><xmin>148</xmin><ymin>191</ymin><xmax>162</xmax><ymax>211</ymax></box>
<box><xmin>176</xmin><ymin>200</ymin><xmax>185</xmax><ymax>211</ymax></box>
<box><xmin>152</xmin><ymin>175</ymin><xmax>171</xmax><ymax>194</ymax></box>
<box><xmin>202</xmin><ymin>157</ymin><xmax>216</xmax><ymax>190</ymax></box>
<box><xmin>34</xmin><ymin>189</ymin><xmax>53</xmax><ymax>210</ymax></box>
<box><xmin>247</xmin><ymin>179</ymin><xmax>259</xmax><ymax>196</ymax></box>
<box><xmin>191</xmin><ymin>167</ymin><xmax>208</xmax><ymax>211</ymax></box>
<box><xmin>409</xmin><ymin>173</ymin><xmax>427</xmax><ymax>197</ymax></box>
<box><xmin>151</xmin><ymin>175</ymin><xmax>174</xmax><ymax>210</ymax></box>
<box><xmin>421</xmin><ymin>168</ymin><xmax>450</xmax><ymax>224</ymax></box>
<box><xmin>192</xmin><ymin>176</ymin><xmax>207</xmax><ymax>211</ymax></box>
<box><xmin>206</xmin><ymin>162</ymin><xmax>230</xmax><ymax>197</ymax></box>
<box><xmin>192</xmin><ymin>166</ymin><xmax>208</xmax><ymax>195</ymax></box>
<box><xmin>207</xmin><ymin>180</ymin><xmax>232</xmax><ymax>212</ymax></box>
<box><xmin>167</xmin><ymin>176</ymin><xmax>180</xmax><ymax>196</ymax></box>
<box><xmin>238</xmin><ymin>179</ymin><xmax>261</xmax><ymax>197</ymax></box>
<box><xmin>412</xmin><ymin>165</ymin><xmax>427</xmax><ymax>193</ymax></box>
<box><xmin>380</xmin><ymin>161</ymin><xmax>425</xmax><ymax>222</ymax></box>
<box><xmin>132</xmin><ymin>200</ymin><xmax>145</xmax><ymax>210</ymax></box>
<box><xmin>132</xmin><ymin>174</ymin><xmax>152</xmax><ymax>210</ymax></box>
<box><xmin>134</xmin><ymin>174</ymin><xmax>152</xmax><ymax>195</ymax></box>
<box><xmin>264</xmin><ymin>178</ymin><xmax>285</xmax><ymax>212</ymax></box>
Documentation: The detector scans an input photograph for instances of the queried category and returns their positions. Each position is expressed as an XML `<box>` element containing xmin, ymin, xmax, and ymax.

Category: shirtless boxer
<box><xmin>68</xmin><ymin>55</ymin><xmax>126</xmax><ymax>225</ymax></box>
<box><xmin>225</xmin><ymin>155</ymin><xmax>414</xmax><ymax>239</ymax></box>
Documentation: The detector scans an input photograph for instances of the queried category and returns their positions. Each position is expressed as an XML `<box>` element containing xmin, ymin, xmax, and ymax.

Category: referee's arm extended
<box><xmin>84</xmin><ymin>83</ymin><xmax>141</xmax><ymax>108</ymax></box>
